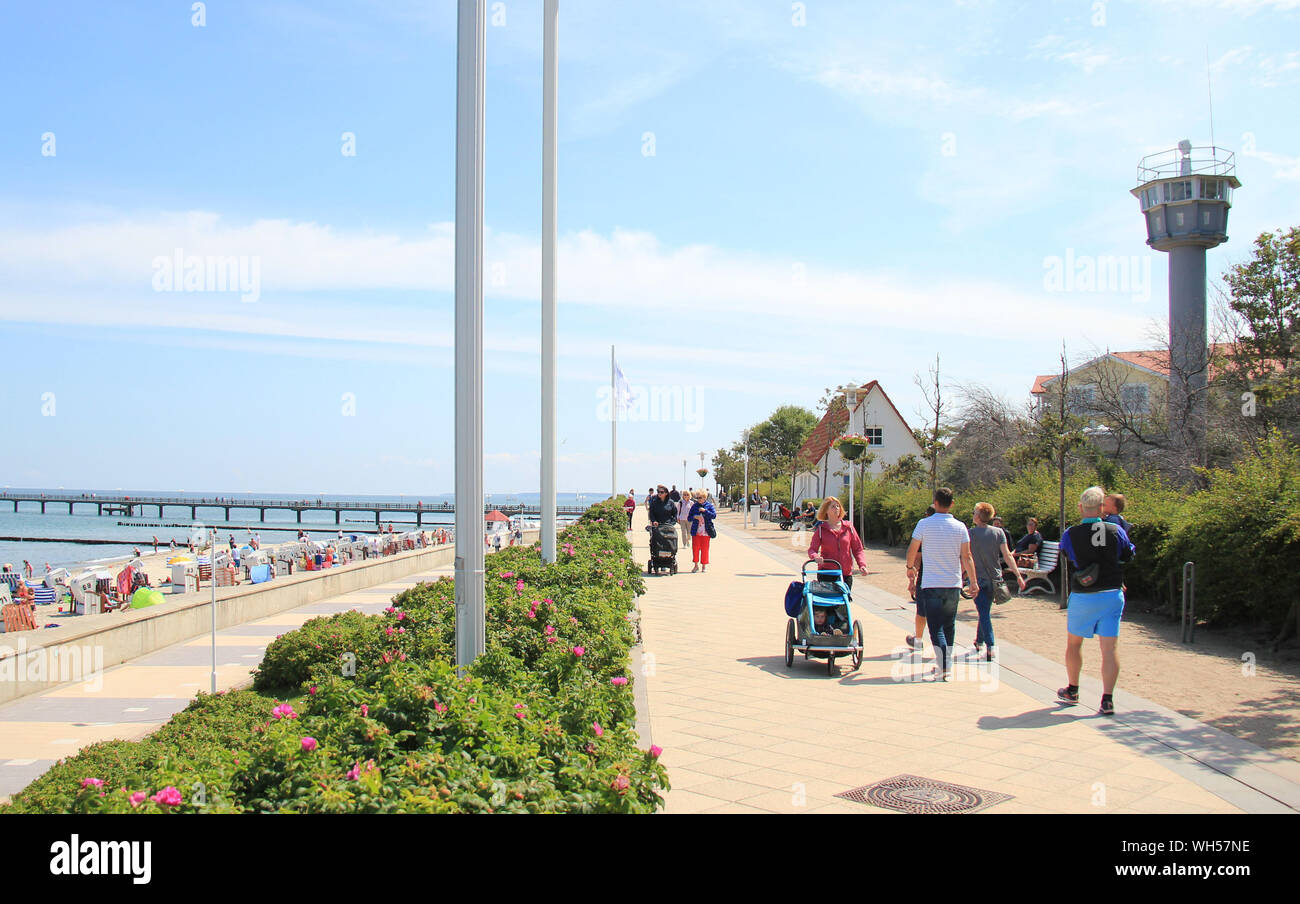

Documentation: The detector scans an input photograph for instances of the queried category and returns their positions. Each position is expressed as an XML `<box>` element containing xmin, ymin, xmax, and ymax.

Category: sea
<box><xmin>0</xmin><ymin>489</ymin><xmax>601</xmax><ymax>573</ymax></box>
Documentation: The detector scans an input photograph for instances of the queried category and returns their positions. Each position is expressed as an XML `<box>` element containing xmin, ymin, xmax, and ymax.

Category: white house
<box><xmin>792</xmin><ymin>381</ymin><xmax>924</xmax><ymax>504</ymax></box>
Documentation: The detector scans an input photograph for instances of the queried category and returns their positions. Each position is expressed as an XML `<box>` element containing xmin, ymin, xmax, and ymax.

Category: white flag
<box><xmin>614</xmin><ymin>362</ymin><xmax>639</xmax><ymax>412</ymax></box>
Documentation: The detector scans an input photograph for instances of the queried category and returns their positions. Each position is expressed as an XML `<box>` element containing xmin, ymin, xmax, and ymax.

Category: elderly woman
<box><xmin>687</xmin><ymin>489</ymin><xmax>717</xmax><ymax>573</ymax></box>
<box><xmin>807</xmin><ymin>497</ymin><xmax>868</xmax><ymax>587</ymax></box>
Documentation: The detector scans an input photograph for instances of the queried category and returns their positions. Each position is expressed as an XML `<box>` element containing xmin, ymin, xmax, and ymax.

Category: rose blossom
<box><xmin>151</xmin><ymin>786</ymin><xmax>183</xmax><ymax>807</ymax></box>
<box><xmin>301</xmin><ymin>737</ymin><xmax>318</xmax><ymax>752</ymax></box>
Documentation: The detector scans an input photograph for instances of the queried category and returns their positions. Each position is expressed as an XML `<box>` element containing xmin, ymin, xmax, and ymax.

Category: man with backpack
<box><xmin>1057</xmin><ymin>486</ymin><xmax>1136</xmax><ymax>716</ymax></box>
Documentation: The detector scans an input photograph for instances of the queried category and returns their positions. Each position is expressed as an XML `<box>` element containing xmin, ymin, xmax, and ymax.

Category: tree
<box><xmin>1008</xmin><ymin>343</ymin><xmax>1088</xmax><ymax>608</ymax></box>
<box><xmin>913</xmin><ymin>354</ymin><xmax>955</xmax><ymax>493</ymax></box>
<box><xmin>711</xmin><ymin>445</ymin><xmax>746</xmax><ymax>498</ymax></box>
<box><xmin>942</xmin><ymin>384</ymin><xmax>1031</xmax><ymax>490</ymax></box>
<box><xmin>880</xmin><ymin>453</ymin><xmax>927</xmax><ymax>488</ymax></box>
<box><xmin>1221</xmin><ymin>227</ymin><xmax>1300</xmax><ymax>440</ymax></box>
<box><xmin>750</xmin><ymin>405</ymin><xmax>819</xmax><ymax>506</ymax></box>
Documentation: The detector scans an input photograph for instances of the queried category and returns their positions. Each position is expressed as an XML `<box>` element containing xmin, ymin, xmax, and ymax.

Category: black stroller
<box><xmin>646</xmin><ymin>522</ymin><xmax>679</xmax><ymax>575</ymax></box>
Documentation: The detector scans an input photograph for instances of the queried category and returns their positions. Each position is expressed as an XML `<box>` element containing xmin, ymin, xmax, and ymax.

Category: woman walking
<box><xmin>687</xmin><ymin>489</ymin><xmax>716</xmax><ymax>573</ymax></box>
<box><xmin>807</xmin><ymin>498</ymin><xmax>868</xmax><ymax>587</ymax></box>
<box><xmin>623</xmin><ymin>490</ymin><xmax>637</xmax><ymax>530</ymax></box>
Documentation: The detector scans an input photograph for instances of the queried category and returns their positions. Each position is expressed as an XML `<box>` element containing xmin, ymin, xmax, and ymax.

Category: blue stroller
<box><xmin>784</xmin><ymin>559</ymin><xmax>864</xmax><ymax>675</ymax></box>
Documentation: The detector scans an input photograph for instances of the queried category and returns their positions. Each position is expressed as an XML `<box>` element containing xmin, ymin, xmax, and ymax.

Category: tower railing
<box><xmin>1136</xmin><ymin>145</ymin><xmax>1236</xmax><ymax>184</ymax></box>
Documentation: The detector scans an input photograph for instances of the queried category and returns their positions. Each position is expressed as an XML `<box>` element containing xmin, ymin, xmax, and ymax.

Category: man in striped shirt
<box><xmin>906</xmin><ymin>487</ymin><xmax>980</xmax><ymax>681</ymax></box>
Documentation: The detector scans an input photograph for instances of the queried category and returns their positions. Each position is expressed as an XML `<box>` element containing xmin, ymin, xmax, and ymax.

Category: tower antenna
<box><xmin>1207</xmin><ymin>45</ymin><xmax>1216</xmax><ymax>149</ymax></box>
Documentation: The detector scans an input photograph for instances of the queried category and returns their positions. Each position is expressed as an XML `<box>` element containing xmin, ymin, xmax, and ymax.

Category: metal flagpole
<box><xmin>454</xmin><ymin>0</ymin><xmax>486</xmax><ymax>671</ymax></box>
<box><xmin>611</xmin><ymin>345</ymin><xmax>617</xmax><ymax>497</ymax></box>
<box><xmin>540</xmin><ymin>0</ymin><xmax>558</xmax><ymax>563</ymax></box>
<box><xmin>209</xmin><ymin>528</ymin><xmax>217</xmax><ymax>693</ymax></box>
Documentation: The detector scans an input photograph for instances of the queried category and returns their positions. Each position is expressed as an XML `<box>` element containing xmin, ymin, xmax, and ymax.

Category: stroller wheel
<box><xmin>827</xmin><ymin>656</ymin><xmax>837</xmax><ymax>676</ymax></box>
<box><xmin>784</xmin><ymin>619</ymin><xmax>795</xmax><ymax>668</ymax></box>
<box><xmin>851</xmin><ymin>620</ymin><xmax>864</xmax><ymax>670</ymax></box>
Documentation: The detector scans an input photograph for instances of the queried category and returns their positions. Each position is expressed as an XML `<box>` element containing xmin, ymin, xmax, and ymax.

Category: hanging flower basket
<box><xmin>835</xmin><ymin>434</ymin><xmax>869</xmax><ymax>461</ymax></box>
<box><xmin>696</xmin><ymin>468</ymin><xmax>709</xmax><ymax>478</ymax></box>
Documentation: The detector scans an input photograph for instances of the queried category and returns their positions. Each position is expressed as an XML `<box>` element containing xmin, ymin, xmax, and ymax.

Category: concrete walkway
<box><xmin>633</xmin><ymin>509</ymin><xmax>1300</xmax><ymax>814</ymax></box>
<box><xmin>0</xmin><ymin>564</ymin><xmax>453</xmax><ymax>801</ymax></box>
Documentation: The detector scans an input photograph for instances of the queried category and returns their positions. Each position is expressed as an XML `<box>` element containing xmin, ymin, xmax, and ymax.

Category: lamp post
<box><xmin>840</xmin><ymin>384</ymin><xmax>860</xmax><ymax>537</ymax></box>
<box><xmin>540</xmin><ymin>0</ymin><xmax>558</xmax><ymax>563</ymax></box>
<box><xmin>742</xmin><ymin>429</ymin><xmax>750</xmax><ymax>530</ymax></box>
<box><xmin>454</xmin><ymin>0</ymin><xmax>487</xmax><ymax>672</ymax></box>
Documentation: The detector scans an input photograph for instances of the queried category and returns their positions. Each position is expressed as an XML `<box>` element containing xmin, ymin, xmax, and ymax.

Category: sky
<box><xmin>1</xmin><ymin>0</ymin><xmax>1298</xmax><ymax>496</ymax></box>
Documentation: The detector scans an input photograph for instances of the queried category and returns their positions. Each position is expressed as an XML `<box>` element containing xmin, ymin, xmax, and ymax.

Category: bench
<box><xmin>1021</xmin><ymin>541</ymin><xmax>1061</xmax><ymax>597</ymax></box>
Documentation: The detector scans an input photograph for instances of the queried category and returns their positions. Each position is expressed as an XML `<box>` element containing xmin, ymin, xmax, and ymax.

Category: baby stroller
<box><xmin>783</xmin><ymin>559</ymin><xmax>864</xmax><ymax>675</ymax></box>
<box><xmin>646</xmin><ymin>522</ymin><xmax>678</xmax><ymax>575</ymax></box>
<box><xmin>777</xmin><ymin>505</ymin><xmax>815</xmax><ymax>531</ymax></box>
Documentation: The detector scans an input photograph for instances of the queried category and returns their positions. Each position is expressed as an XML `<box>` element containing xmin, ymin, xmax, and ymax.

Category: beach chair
<box><xmin>2</xmin><ymin>603</ymin><xmax>37</xmax><ymax>632</ymax></box>
<box><xmin>1022</xmin><ymin>541</ymin><xmax>1061</xmax><ymax>596</ymax></box>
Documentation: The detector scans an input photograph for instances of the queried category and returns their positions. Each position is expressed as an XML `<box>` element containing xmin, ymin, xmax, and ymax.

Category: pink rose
<box><xmin>151</xmin><ymin>786</ymin><xmax>183</xmax><ymax>807</ymax></box>
<box><xmin>611</xmin><ymin>774</ymin><xmax>630</xmax><ymax>793</ymax></box>
<box><xmin>572</xmin><ymin>646</ymin><xmax>585</xmax><ymax>657</ymax></box>
<box><xmin>649</xmin><ymin>745</ymin><xmax>663</xmax><ymax>758</ymax></box>
<box><xmin>301</xmin><ymin>737</ymin><xmax>318</xmax><ymax>752</ymax></box>
<box><xmin>611</xmin><ymin>677</ymin><xmax>628</xmax><ymax>686</ymax></box>
<box><xmin>80</xmin><ymin>777</ymin><xmax>104</xmax><ymax>789</ymax></box>
<box><xmin>434</xmin><ymin>702</ymin><xmax>448</xmax><ymax>714</ymax></box>
<box><xmin>346</xmin><ymin>763</ymin><xmax>360</xmax><ymax>781</ymax></box>
<box><xmin>309</xmin><ymin>686</ymin><xmax>318</xmax><ymax>696</ymax></box>
<box><xmin>129</xmin><ymin>790</ymin><xmax>148</xmax><ymax>808</ymax></box>
<box><xmin>593</xmin><ymin>721</ymin><xmax>604</xmax><ymax>737</ymax></box>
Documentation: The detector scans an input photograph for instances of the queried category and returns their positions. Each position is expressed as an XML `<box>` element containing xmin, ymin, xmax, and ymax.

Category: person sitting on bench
<box><xmin>1013</xmin><ymin>518</ymin><xmax>1042</xmax><ymax>568</ymax></box>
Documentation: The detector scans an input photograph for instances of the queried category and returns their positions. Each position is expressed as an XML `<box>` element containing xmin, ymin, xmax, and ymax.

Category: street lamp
<box><xmin>840</xmin><ymin>383</ymin><xmax>860</xmax><ymax>537</ymax></box>
<box><xmin>742</xmin><ymin>429</ymin><xmax>751</xmax><ymax>530</ymax></box>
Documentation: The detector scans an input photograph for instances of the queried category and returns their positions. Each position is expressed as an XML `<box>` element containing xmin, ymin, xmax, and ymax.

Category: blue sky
<box><xmin>2</xmin><ymin>0</ymin><xmax>1298</xmax><ymax>495</ymax></box>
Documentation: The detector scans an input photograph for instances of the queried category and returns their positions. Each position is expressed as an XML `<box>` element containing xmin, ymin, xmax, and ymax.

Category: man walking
<box><xmin>906</xmin><ymin>488</ymin><xmax>979</xmax><ymax>681</ymax></box>
<box><xmin>1057</xmin><ymin>486</ymin><xmax>1136</xmax><ymax>716</ymax></box>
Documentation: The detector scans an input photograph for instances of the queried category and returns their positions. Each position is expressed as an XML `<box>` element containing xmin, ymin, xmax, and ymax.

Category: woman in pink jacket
<box><xmin>807</xmin><ymin>497</ymin><xmax>868</xmax><ymax>588</ymax></box>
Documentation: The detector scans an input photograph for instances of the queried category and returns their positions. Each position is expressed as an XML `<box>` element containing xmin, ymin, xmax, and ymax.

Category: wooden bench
<box><xmin>1021</xmin><ymin>541</ymin><xmax>1061</xmax><ymax>596</ymax></box>
<box><xmin>2</xmin><ymin>602</ymin><xmax>37</xmax><ymax>632</ymax></box>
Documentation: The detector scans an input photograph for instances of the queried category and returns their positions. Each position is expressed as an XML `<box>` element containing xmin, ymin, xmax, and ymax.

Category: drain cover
<box><xmin>835</xmin><ymin>774</ymin><xmax>1012</xmax><ymax>814</ymax></box>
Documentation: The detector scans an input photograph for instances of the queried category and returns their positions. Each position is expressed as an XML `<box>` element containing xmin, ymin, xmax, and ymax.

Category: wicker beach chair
<box><xmin>2</xmin><ymin>603</ymin><xmax>37</xmax><ymax>632</ymax></box>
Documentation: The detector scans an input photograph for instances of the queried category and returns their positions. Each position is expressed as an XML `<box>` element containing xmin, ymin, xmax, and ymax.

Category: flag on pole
<box><xmin>614</xmin><ymin>361</ymin><xmax>639</xmax><ymax>415</ymax></box>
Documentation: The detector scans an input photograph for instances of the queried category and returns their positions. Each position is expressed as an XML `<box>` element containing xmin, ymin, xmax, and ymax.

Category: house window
<box><xmin>865</xmin><ymin>428</ymin><xmax>883</xmax><ymax>446</ymax></box>
<box><xmin>1120</xmin><ymin>384</ymin><xmax>1149</xmax><ymax>415</ymax></box>
<box><xmin>1067</xmin><ymin>385</ymin><xmax>1096</xmax><ymax>416</ymax></box>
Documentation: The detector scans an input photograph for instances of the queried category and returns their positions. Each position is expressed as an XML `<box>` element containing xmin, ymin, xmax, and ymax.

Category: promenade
<box><xmin>0</xmin><ymin>563</ymin><xmax>453</xmax><ymax>801</ymax></box>
<box><xmin>632</xmin><ymin>508</ymin><xmax>1300</xmax><ymax>814</ymax></box>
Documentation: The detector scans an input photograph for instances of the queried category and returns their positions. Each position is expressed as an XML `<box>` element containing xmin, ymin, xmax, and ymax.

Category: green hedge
<box><xmin>848</xmin><ymin>433</ymin><xmax>1300</xmax><ymax>631</ymax></box>
<box><xmin>3</xmin><ymin>498</ymin><xmax>667</xmax><ymax>813</ymax></box>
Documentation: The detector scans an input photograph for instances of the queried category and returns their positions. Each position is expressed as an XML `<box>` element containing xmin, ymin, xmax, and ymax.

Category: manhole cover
<box><xmin>835</xmin><ymin>774</ymin><xmax>1012</xmax><ymax>814</ymax></box>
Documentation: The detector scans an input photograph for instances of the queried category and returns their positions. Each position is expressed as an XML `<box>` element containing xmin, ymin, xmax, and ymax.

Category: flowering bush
<box><xmin>2</xmin><ymin>497</ymin><xmax>666</xmax><ymax>814</ymax></box>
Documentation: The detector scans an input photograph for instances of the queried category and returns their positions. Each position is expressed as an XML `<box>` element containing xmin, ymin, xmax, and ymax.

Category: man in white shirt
<box><xmin>906</xmin><ymin>487</ymin><xmax>979</xmax><ymax>681</ymax></box>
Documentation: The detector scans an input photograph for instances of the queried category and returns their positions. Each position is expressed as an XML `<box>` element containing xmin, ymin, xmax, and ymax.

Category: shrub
<box><xmin>4</xmin><ymin>497</ymin><xmax>667</xmax><ymax>814</ymax></box>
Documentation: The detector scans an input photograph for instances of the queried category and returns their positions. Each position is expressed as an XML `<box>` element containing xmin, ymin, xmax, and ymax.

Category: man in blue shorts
<box><xmin>1057</xmin><ymin>486</ymin><xmax>1136</xmax><ymax>715</ymax></box>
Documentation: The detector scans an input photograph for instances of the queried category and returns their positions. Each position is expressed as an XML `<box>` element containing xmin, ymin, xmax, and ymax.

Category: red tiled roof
<box><xmin>1032</xmin><ymin>344</ymin><xmax>1243</xmax><ymax>394</ymax></box>
<box><xmin>798</xmin><ymin>396</ymin><xmax>850</xmax><ymax>467</ymax></box>
<box><xmin>797</xmin><ymin>380</ymin><xmax>914</xmax><ymax>467</ymax></box>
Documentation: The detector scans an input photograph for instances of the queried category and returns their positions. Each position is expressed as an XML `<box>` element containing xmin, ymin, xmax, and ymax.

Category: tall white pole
<box><xmin>209</xmin><ymin>528</ymin><xmax>216</xmax><ymax>694</ymax></box>
<box><xmin>610</xmin><ymin>345</ymin><xmax>617</xmax><ymax>497</ymax></box>
<box><xmin>540</xmin><ymin>0</ymin><xmax>558</xmax><ymax>563</ymax></box>
<box><xmin>743</xmin><ymin>431</ymin><xmax>749</xmax><ymax>530</ymax></box>
<box><xmin>454</xmin><ymin>0</ymin><xmax>486</xmax><ymax>671</ymax></box>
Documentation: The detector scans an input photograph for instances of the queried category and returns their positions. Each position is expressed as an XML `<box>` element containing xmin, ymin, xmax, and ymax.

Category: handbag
<box><xmin>992</xmin><ymin>578</ymin><xmax>1012</xmax><ymax>604</ymax></box>
<box><xmin>706</xmin><ymin>518</ymin><xmax>716</xmax><ymax>539</ymax></box>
